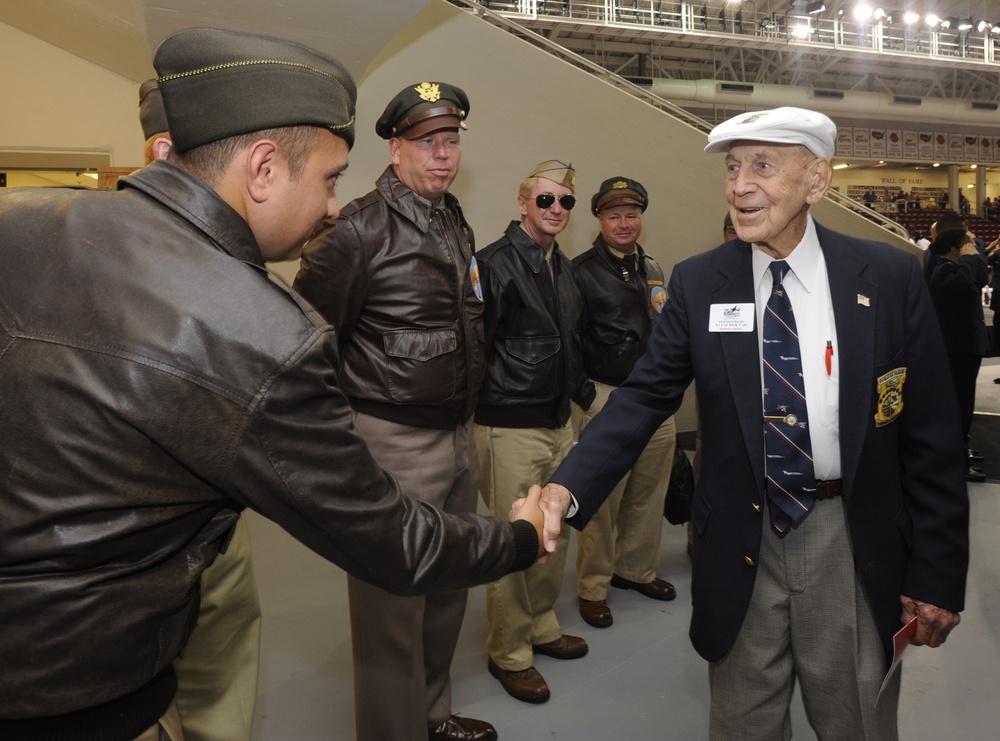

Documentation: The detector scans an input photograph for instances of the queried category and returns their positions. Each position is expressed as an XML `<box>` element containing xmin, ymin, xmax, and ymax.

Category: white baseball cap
<box><xmin>704</xmin><ymin>107</ymin><xmax>837</xmax><ymax>160</ymax></box>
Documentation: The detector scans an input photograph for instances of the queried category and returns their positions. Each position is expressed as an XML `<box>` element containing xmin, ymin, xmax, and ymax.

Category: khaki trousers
<box><xmin>134</xmin><ymin>701</ymin><xmax>184</xmax><ymax>741</ymax></box>
<box><xmin>173</xmin><ymin>515</ymin><xmax>261</xmax><ymax>741</ymax></box>
<box><xmin>348</xmin><ymin>413</ymin><xmax>478</xmax><ymax>741</ymax></box>
<box><xmin>476</xmin><ymin>422</ymin><xmax>573</xmax><ymax>670</ymax></box>
<box><xmin>576</xmin><ymin>382</ymin><xmax>676</xmax><ymax>599</ymax></box>
<box><xmin>708</xmin><ymin>498</ymin><xmax>899</xmax><ymax>740</ymax></box>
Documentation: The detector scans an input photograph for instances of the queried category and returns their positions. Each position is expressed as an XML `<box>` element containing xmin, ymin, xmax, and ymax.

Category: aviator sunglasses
<box><xmin>535</xmin><ymin>193</ymin><xmax>577</xmax><ymax>210</ymax></box>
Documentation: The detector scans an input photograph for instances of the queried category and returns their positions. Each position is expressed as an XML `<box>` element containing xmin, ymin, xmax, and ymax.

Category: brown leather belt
<box><xmin>816</xmin><ymin>479</ymin><xmax>843</xmax><ymax>500</ymax></box>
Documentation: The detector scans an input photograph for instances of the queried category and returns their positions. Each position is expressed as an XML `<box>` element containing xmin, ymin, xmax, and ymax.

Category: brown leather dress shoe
<box><xmin>531</xmin><ymin>634</ymin><xmax>589</xmax><ymax>660</ymax></box>
<box><xmin>610</xmin><ymin>574</ymin><xmax>677</xmax><ymax>601</ymax></box>
<box><xmin>487</xmin><ymin>658</ymin><xmax>550</xmax><ymax>703</ymax></box>
<box><xmin>428</xmin><ymin>715</ymin><xmax>498</xmax><ymax>741</ymax></box>
<box><xmin>578</xmin><ymin>597</ymin><xmax>613</xmax><ymax>628</ymax></box>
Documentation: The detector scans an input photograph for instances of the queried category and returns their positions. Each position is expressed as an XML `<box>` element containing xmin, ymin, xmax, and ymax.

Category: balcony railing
<box><xmin>471</xmin><ymin>1</ymin><xmax>999</xmax><ymax>65</ymax></box>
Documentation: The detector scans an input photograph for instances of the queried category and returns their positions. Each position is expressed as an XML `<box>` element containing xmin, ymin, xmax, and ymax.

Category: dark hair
<box><xmin>935</xmin><ymin>213</ymin><xmax>965</xmax><ymax>233</ymax></box>
<box><xmin>929</xmin><ymin>227</ymin><xmax>968</xmax><ymax>256</ymax></box>
<box><xmin>168</xmin><ymin>126</ymin><xmax>324</xmax><ymax>185</ymax></box>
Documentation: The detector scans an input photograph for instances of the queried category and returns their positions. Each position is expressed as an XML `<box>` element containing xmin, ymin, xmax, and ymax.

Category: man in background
<box><xmin>295</xmin><ymin>82</ymin><xmax>495</xmax><ymax>741</ymax></box>
<box><xmin>723</xmin><ymin>211</ymin><xmax>738</xmax><ymax>241</ymax></box>
<box><xmin>476</xmin><ymin>160</ymin><xmax>595</xmax><ymax>704</ymax></box>
<box><xmin>572</xmin><ymin>176</ymin><xmax>677</xmax><ymax>630</ymax></box>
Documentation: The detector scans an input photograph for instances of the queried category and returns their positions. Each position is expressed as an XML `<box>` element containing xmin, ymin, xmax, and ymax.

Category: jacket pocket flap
<box><xmin>505</xmin><ymin>336</ymin><xmax>560</xmax><ymax>364</ymax></box>
<box><xmin>384</xmin><ymin>328</ymin><xmax>457</xmax><ymax>361</ymax></box>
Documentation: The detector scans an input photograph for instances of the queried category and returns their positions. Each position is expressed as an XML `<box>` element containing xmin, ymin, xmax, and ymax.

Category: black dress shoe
<box><xmin>487</xmin><ymin>659</ymin><xmax>550</xmax><ymax>703</ymax></box>
<box><xmin>968</xmin><ymin>449</ymin><xmax>984</xmax><ymax>462</ymax></box>
<box><xmin>966</xmin><ymin>466</ymin><xmax>987</xmax><ymax>483</ymax></box>
<box><xmin>610</xmin><ymin>574</ymin><xmax>677</xmax><ymax>601</ymax></box>
<box><xmin>428</xmin><ymin>715</ymin><xmax>497</xmax><ymax>741</ymax></box>
<box><xmin>578</xmin><ymin>597</ymin><xmax>613</xmax><ymax>628</ymax></box>
<box><xmin>532</xmin><ymin>634</ymin><xmax>588</xmax><ymax>660</ymax></box>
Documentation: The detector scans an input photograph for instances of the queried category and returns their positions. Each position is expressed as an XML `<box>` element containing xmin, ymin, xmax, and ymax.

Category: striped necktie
<box><xmin>762</xmin><ymin>261</ymin><xmax>817</xmax><ymax>535</ymax></box>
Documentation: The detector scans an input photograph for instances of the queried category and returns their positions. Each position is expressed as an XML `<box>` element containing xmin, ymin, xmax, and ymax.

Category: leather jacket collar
<box><xmin>504</xmin><ymin>220</ymin><xmax>558</xmax><ymax>274</ymax></box>
<box><xmin>375</xmin><ymin>165</ymin><xmax>463</xmax><ymax>235</ymax></box>
<box><xmin>592</xmin><ymin>235</ymin><xmax>647</xmax><ymax>272</ymax></box>
<box><xmin>122</xmin><ymin>160</ymin><xmax>266</xmax><ymax>269</ymax></box>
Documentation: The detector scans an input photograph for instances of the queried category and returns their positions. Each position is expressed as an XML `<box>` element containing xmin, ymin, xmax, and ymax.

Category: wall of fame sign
<box><xmin>836</xmin><ymin>127</ymin><xmax>1000</xmax><ymax>164</ymax></box>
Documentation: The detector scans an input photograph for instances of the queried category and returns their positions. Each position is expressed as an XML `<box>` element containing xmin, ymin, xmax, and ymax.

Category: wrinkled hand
<box><xmin>511</xmin><ymin>483</ymin><xmax>573</xmax><ymax>563</ymax></box>
<box><xmin>899</xmin><ymin>595</ymin><xmax>960</xmax><ymax>648</ymax></box>
<box><xmin>540</xmin><ymin>483</ymin><xmax>572</xmax><ymax>554</ymax></box>
<box><xmin>510</xmin><ymin>485</ymin><xmax>547</xmax><ymax>562</ymax></box>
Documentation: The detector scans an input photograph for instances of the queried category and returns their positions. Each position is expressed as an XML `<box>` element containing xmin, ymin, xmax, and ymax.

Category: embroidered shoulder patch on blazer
<box><xmin>874</xmin><ymin>367</ymin><xmax>906</xmax><ymax>427</ymax></box>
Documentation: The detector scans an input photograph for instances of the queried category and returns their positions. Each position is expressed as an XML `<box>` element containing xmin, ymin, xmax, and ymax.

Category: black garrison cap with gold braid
<box><xmin>153</xmin><ymin>28</ymin><xmax>357</xmax><ymax>153</ymax></box>
<box><xmin>138</xmin><ymin>79</ymin><xmax>168</xmax><ymax>140</ymax></box>
<box><xmin>375</xmin><ymin>82</ymin><xmax>469</xmax><ymax>140</ymax></box>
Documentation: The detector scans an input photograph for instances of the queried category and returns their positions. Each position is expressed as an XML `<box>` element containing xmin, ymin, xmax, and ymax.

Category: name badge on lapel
<box><xmin>709</xmin><ymin>303</ymin><xmax>754</xmax><ymax>332</ymax></box>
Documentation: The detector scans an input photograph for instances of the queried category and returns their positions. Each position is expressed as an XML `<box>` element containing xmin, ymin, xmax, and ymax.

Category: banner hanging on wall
<box><xmin>837</xmin><ymin>126</ymin><xmax>999</xmax><ymax>164</ymax></box>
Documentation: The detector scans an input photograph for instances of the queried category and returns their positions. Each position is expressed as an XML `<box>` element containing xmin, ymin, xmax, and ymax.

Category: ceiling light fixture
<box><xmin>805</xmin><ymin>1</ymin><xmax>825</xmax><ymax>15</ymax></box>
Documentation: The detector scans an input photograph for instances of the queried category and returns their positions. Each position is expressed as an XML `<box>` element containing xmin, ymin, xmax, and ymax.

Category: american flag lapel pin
<box><xmin>857</xmin><ymin>294</ymin><xmax>870</xmax><ymax>307</ymax></box>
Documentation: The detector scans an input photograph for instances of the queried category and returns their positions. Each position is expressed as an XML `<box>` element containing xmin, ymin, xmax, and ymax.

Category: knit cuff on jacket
<box><xmin>508</xmin><ymin>520</ymin><xmax>540</xmax><ymax>573</ymax></box>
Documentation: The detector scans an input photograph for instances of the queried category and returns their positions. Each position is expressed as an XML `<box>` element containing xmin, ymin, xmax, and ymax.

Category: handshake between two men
<box><xmin>512</xmin><ymin>484</ymin><xmax>573</xmax><ymax>563</ymax></box>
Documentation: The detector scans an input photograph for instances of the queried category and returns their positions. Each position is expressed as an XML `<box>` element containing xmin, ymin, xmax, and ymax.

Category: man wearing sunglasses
<box><xmin>474</xmin><ymin>160</ymin><xmax>596</xmax><ymax>704</ymax></box>
<box><xmin>572</xmin><ymin>177</ymin><xmax>679</xmax><ymax>631</ymax></box>
<box><xmin>295</xmin><ymin>82</ymin><xmax>496</xmax><ymax>741</ymax></box>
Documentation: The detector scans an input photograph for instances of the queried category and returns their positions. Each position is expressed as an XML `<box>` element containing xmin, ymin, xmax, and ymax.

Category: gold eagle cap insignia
<box><xmin>612</xmin><ymin>181</ymin><xmax>629</xmax><ymax>189</ymax></box>
<box><xmin>415</xmin><ymin>82</ymin><xmax>441</xmax><ymax>102</ymax></box>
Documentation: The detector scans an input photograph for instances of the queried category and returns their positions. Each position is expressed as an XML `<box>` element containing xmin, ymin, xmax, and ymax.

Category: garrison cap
<box><xmin>138</xmin><ymin>79</ymin><xmax>168</xmax><ymax>140</ymax></box>
<box><xmin>591</xmin><ymin>176</ymin><xmax>648</xmax><ymax>216</ymax></box>
<box><xmin>375</xmin><ymin>82</ymin><xmax>469</xmax><ymax>140</ymax></box>
<box><xmin>527</xmin><ymin>159</ymin><xmax>576</xmax><ymax>192</ymax></box>
<box><xmin>152</xmin><ymin>28</ymin><xmax>357</xmax><ymax>153</ymax></box>
<box><xmin>704</xmin><ymin>106</ymin><xmax>837</xmax><ymax>160</ymax></box>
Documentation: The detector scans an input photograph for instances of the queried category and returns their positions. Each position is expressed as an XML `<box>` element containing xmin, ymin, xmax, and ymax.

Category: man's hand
<box><xmin>899</xmin><ymin>594</ymin><xmax>961</xmax><ymax>648</ymax></box>
<box><xmin>510</xmin><ymin>485</ymin><xmax>547</xmax><ymax>562</ymax></box>
<box><xmin>510</xmin><ymin>483</ymin><xmax>573</xmax><ymax>563</ymax></box>
<box><xmin>539</xmin><ymin>483</ymin><xmax>572</xmax><ymax>554</ymax></box>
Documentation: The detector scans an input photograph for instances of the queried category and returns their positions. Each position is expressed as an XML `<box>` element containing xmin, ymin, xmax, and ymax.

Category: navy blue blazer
<box><xmin>551</xmin><ymin>221</ymin><xmax>970</xmax><ymax>664</ymax></box>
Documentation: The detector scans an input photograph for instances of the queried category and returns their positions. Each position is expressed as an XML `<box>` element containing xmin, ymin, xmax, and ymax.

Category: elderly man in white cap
<box><xmin>535</xmin><ymin>106</ymin><xmax>969</xmax><ymax>738</ymax></box>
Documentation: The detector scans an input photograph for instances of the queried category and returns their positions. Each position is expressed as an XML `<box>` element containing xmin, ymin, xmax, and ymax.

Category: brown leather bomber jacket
<box><xmin>296</xmin><ymin>166</ymin><xmax>485</xmax><ymax>430</ymax></box>
<box><xmin>0</xmin><ymin>161</ymin><xmax>536</xmax><ymax>725</ymax></box>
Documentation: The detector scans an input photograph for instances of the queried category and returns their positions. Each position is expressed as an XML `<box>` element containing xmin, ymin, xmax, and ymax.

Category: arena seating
<box><xmin>886</xmin><ymin>209</ymin><xmax>1000</xmax><ymax>245</ymax></box>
